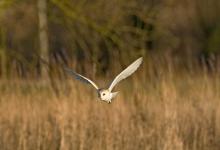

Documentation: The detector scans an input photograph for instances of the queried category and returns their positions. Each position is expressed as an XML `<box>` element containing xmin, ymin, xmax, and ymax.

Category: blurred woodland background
<box><xmin>0</xmin><ymin>0</ymin><xmax>220</xmax><ymax>150</ymax></box>
<box><xmin>0</xmin><ymin>0</ymin><xmax>220</xmax><ymax>79</ymax></box>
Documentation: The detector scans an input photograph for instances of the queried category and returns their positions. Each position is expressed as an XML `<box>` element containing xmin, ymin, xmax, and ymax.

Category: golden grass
<box><xmin>0</xmin><ymin>72</ymin><xmax>220</xmax><ymax>150</ymax></box>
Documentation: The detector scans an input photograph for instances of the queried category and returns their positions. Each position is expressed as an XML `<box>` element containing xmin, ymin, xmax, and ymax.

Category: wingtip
<box><xmin>64</xmin><ymin>67</ymin><xmax>75</xmax><ymax>73</ymax></box>
<box><xmin>137</xmin><ymin>57</ymin><xmax>143</xmax><ymax>63</ymax></box>
<box><xmin>63</xmin><ymin>66</ymin><xmax>70</xmax><ymax>71</ymax></box>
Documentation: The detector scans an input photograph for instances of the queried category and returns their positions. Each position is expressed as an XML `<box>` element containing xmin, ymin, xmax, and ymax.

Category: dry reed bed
<box><xmin>0</xmin><ymin>74</ymin><xmax>219</xmax><ymax>150</ymax></box>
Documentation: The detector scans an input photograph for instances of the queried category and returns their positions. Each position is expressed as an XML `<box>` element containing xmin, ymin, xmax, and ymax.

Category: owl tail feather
<box><xmin>112</xmin><ymin>92</ymin><xmax>118</xmax><ymax>99</ymax></box>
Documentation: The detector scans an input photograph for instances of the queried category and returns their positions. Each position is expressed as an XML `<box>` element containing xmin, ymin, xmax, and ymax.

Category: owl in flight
<box><xmin>65</xmin><ymin>57</ymin><xmax>143</xmax><ymax>103</ymax></box>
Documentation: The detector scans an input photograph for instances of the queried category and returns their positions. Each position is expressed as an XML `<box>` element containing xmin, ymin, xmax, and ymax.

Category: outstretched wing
<box><xmin>108</xmin><ymin>57</ymin><xmax>143</xmax><ymax>92</ymax></box>
<box><xmin>64</xmin><ymin>67</ymin><xmax>99</xmax><ymax>90</ymax></box>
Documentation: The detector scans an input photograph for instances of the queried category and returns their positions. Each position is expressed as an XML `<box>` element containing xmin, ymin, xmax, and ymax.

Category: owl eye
<box><xmin>103</xmin><ymin>93</ymin><xmax>106</xmax><ymax>96</ymax></box>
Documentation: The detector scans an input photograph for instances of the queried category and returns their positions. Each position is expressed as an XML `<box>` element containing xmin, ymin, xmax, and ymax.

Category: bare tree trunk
<box><xmin>0</xmin><ymin>27</ymin><xmax>7</xmax><ymax>79</ymax></box>
<box><xmin>38</xmin><ymin>0</ymin><xmax>49</xmax><ymax>78</ymax></box>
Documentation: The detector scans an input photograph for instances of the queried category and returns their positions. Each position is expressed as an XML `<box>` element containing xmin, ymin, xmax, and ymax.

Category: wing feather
<box><xmin>64</xmin><ymin>67</ymin><xmax>99</xmax><ymax>90</ymax></box>
<box><xmin>108</xmin><ymin>57</ymin><xmax>143</xmax><ymax>92</ymax></box>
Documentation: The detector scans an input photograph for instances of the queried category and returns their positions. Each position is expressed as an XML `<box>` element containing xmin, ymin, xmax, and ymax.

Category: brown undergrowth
<box><xmin>0</xmin><ymin>72</ymin><xmax>219</xmax><ymax>150</ymax></box>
